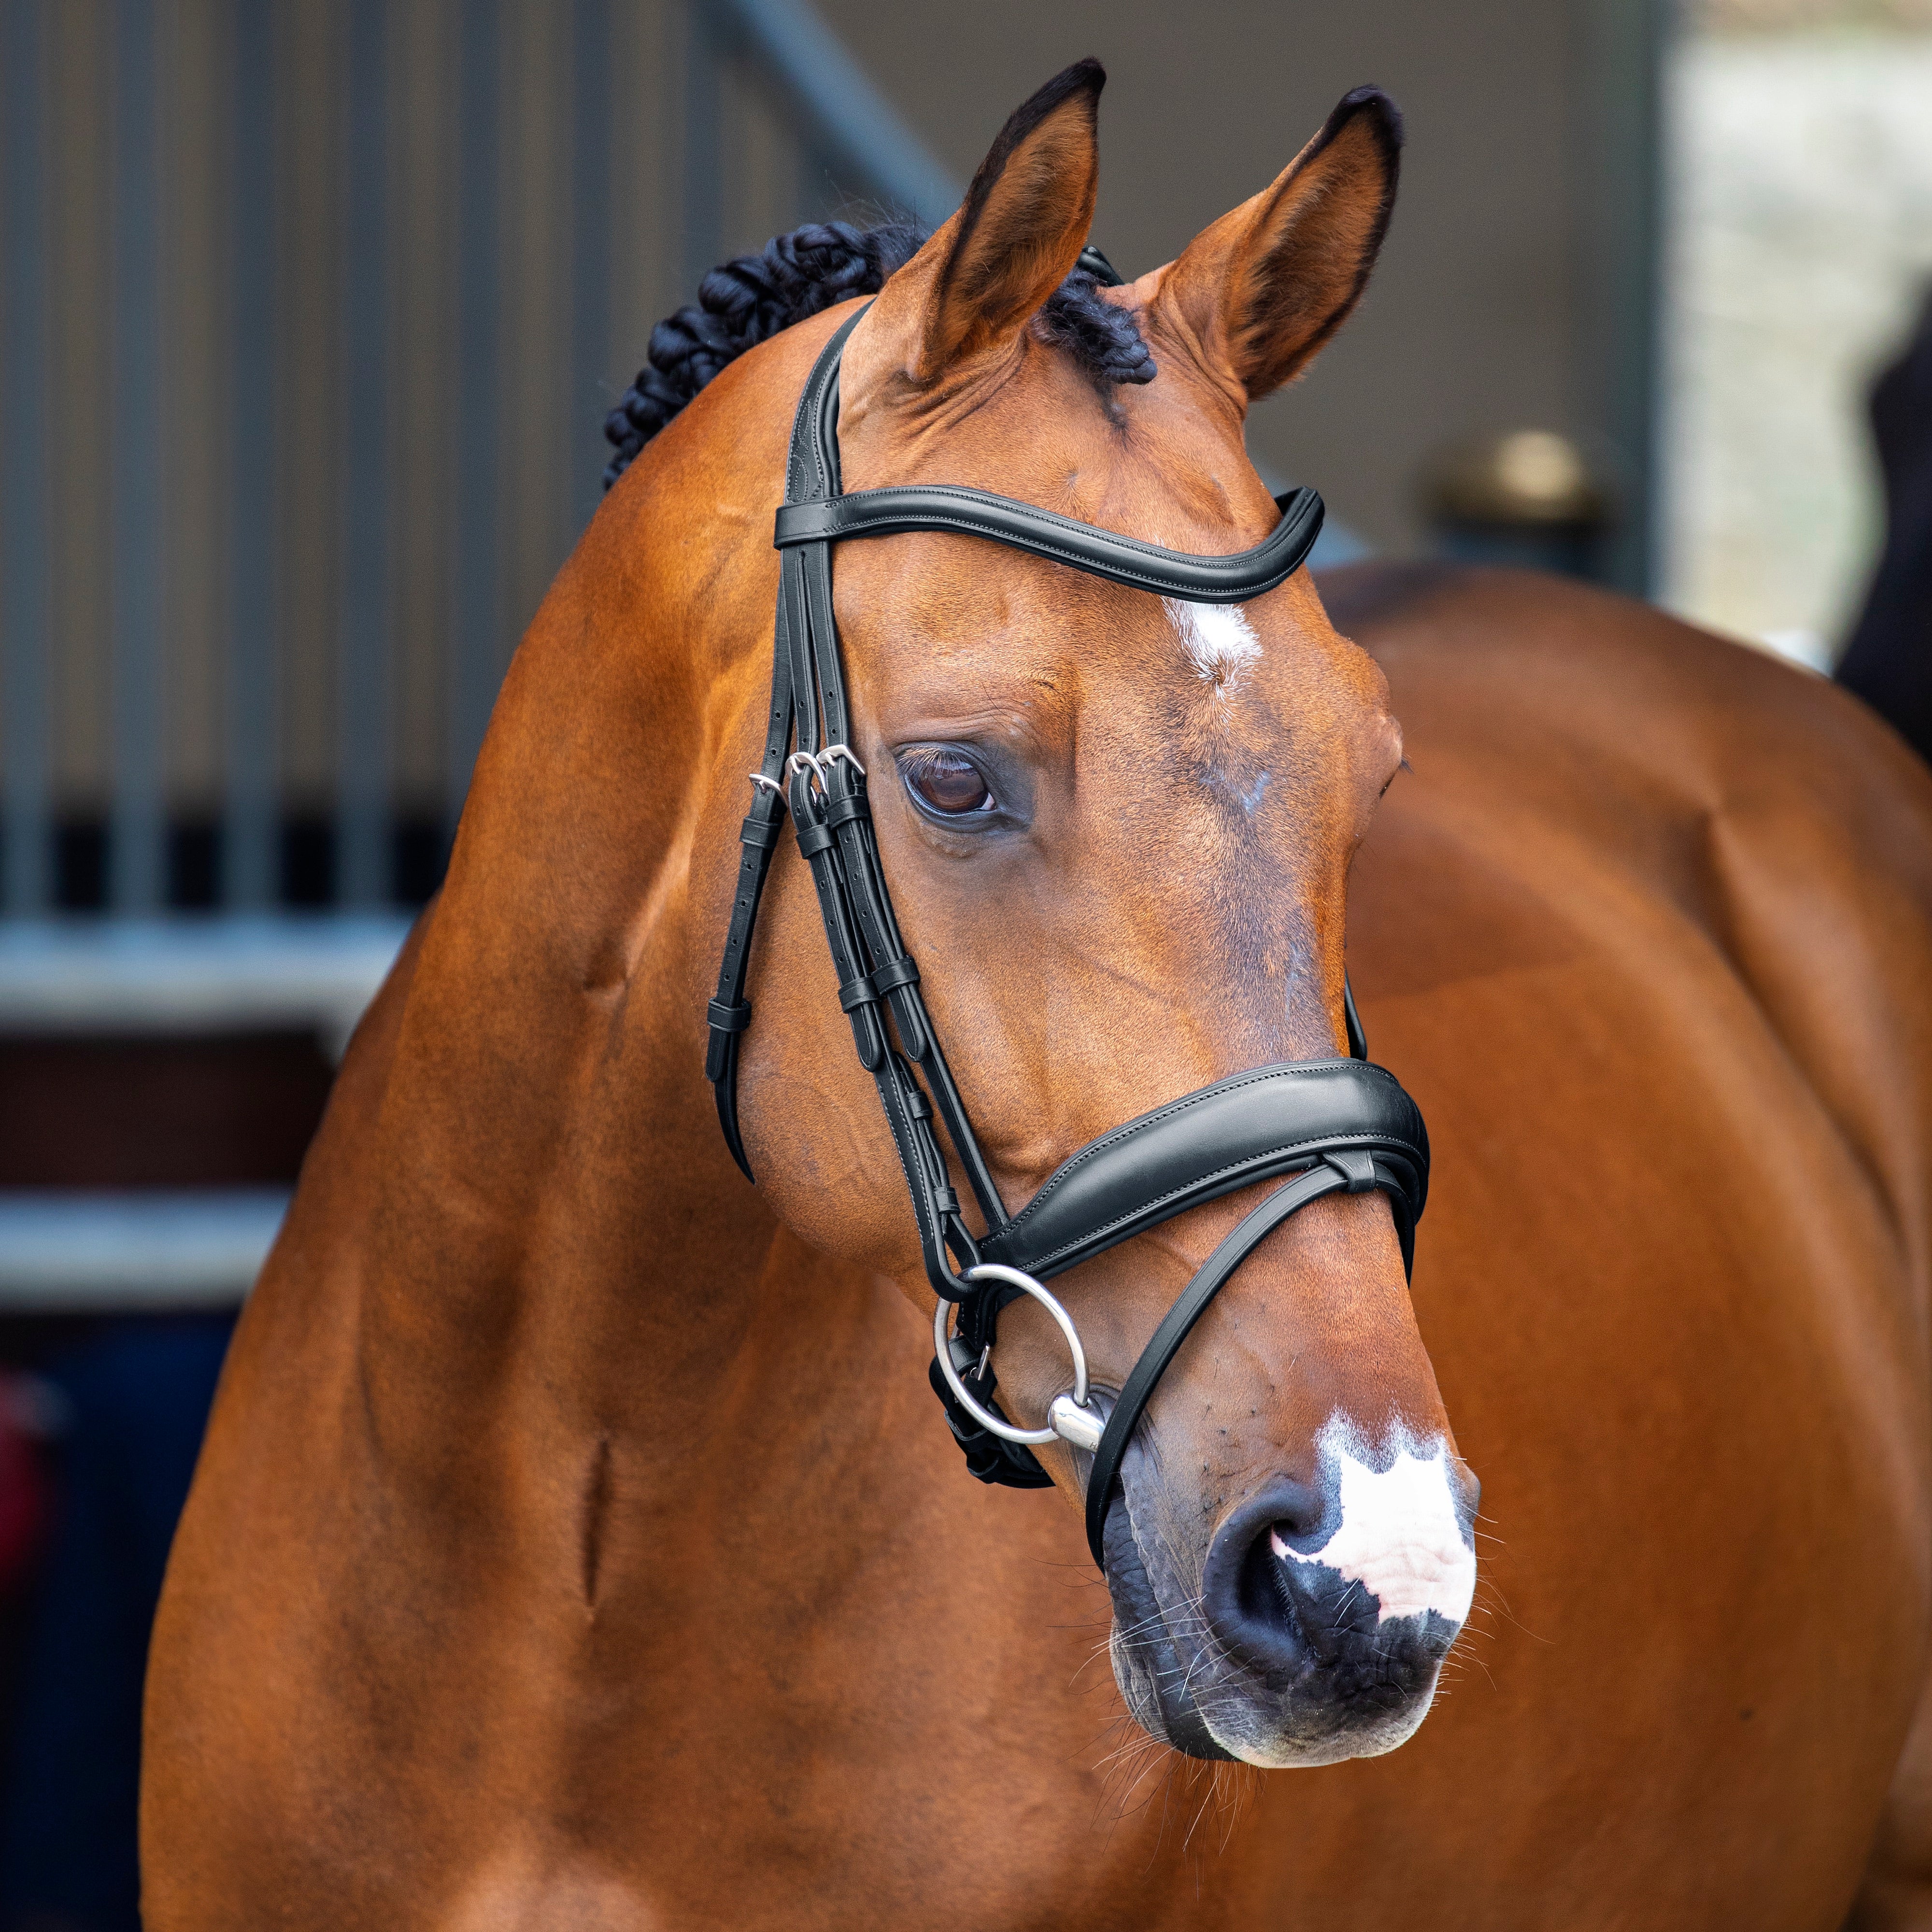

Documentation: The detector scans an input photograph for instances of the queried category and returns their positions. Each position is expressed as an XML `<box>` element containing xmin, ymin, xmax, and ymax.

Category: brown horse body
<box><xmin>143</xmin><ymin>69</ymin><xmax>1932</xmax><ymax>1931</ymax></box>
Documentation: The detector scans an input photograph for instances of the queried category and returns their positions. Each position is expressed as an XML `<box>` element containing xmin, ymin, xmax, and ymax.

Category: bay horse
<box><xmin>142</xmin><ymin>61</ymin><xmax>1932</xmax><ymax>1929</ymax></box>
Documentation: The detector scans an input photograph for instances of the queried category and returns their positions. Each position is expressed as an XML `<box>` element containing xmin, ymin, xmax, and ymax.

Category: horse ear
<box><xmin>1152</xmin><ymin>86</ymin><xmax>1402</xmax><ymax>405</ymax></box>
<box><xmin>854</xmin><ymin>59</ymin><xmax>1104</xmax><ymax>388</ymax></box>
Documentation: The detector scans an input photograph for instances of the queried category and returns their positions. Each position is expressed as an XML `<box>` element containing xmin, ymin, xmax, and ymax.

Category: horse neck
<box><xmin>344</xmin><ymin>387</ymin><xmax>858</xmax><ymax>1466</ymax></box>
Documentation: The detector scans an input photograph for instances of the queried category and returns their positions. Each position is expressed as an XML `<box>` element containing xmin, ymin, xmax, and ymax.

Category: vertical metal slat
<box><xmin>1</xmin><ymin>0</ymin><xmax>52</xmax><ymax>913</ymax></box>
<box><xmin>682</xmin><ymin>0</ymin><xmax>723</xmax><ymax>304</ymax></box>
<box><xmin>226</xmin><ymin>0</ymin><xmax>276</xmax><ymax>908</ymax></box>
<box><xmin>571</xmin><ymin>0</ymin><xmax>611</xmax><ymax>538</ymax></box>
<box><xmin>337</xmin><ymin>0</ymin><xmax>388</xmax><ymax>906</ymax></box>
<box><xmin>449</xmin><ymin>0</ymin><xmax>499</xmax><ymax>818</ymax></box>
<box><xmin>1578</xmin><ymin>0</ymin><xmax>1665</xmax><ymax>599</ymax></box>
<box><xmin>110</xmin><ymin>0</ymin><xmax>164</xmax><ymax>912</ymax></box>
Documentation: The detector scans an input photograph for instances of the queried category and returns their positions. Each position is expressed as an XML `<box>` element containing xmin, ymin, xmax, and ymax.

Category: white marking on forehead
<box><xmin>1272</xmin><ymin>1419</ymin><xmax>1477</xmax><ymax>1626</ymax></box>
<box><xmin>1165</xmin><ymin>598</ymin><xmax>1260</xmax><ymax>692</ymax></box>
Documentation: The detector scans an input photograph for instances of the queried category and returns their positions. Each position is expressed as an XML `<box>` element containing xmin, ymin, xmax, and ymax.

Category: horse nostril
<box><xmin>1233</xmin><ymin>1523</ymin><xmax>1294</xmax><ymax>1645</ymax></box>
<box><xmin>1222</xmin><ymin>1482</ymin><xmax>1331</xmax><ymax>1660</ymax></box>
<box><xmin>1261</xmin><ymin>1481</ymin><xmax>1327</xmax><ymax>1545</ymax></box>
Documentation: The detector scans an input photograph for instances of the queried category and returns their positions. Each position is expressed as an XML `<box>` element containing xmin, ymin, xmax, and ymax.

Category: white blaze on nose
<box><xmin>1166</xmin><ymin>598</ymin><xmax>1260</xmax><ymax>691</ymax></box>
<box><xmin>1272</xmin><ymin>1423</ymin><xmax>1477</xmax><ymax>1626</ymax></box>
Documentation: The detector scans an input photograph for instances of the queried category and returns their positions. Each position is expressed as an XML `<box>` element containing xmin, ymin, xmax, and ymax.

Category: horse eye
<box><xmin>902</xmin><ymin>748</ymin><xmax>995</xmax><ymax>818</ymax></box>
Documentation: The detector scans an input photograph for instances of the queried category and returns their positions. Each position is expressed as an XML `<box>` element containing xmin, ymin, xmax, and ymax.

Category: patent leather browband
<box><xmin>775</xmin><ymin>483</ymin><xmax>1323</xmax><ymax>605</ymax></box>
<box><xmin>706</xmin><ymin>286</ymin><xmax>1431</xmax><ymax>1566</ymax></box>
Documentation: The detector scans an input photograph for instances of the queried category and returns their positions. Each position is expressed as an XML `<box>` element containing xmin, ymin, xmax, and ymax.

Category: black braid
<box><xmin>603</xmin><ymin>219</ymin><xmax>1155</xmax><ymax>489</ymax></box>
<box><xmin>1035</xmin><ymin>261</ymin><xmax>1157</xmax><ymax>388</ymax></box>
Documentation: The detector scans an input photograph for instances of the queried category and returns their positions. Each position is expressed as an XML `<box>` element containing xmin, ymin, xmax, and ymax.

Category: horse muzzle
<box><xmin>1102</xmin><ymin>1424</ymin><xmax>1478</xmax><ymax>1767</ymax></box>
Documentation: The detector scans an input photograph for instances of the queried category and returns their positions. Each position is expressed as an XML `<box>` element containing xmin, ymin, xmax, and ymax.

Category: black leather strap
<box><xmin>785</xmin><ymin>318</ymin><xmax>1009</xmax><ymax>1253</ymax></box>
<box><xmin>982</xmin><ymin>1058</ymin><xmax>1426</xmax><ymax>1283</ymax></box>
<box><xmin>705</xmin><ymin>686</ymin><xmax>794</xmax><ymax>1178</ymax></box>
<box><xmin>928</xmin><ymin>1336</ymin><xmax>1057</xmax><ymax>1490</ymax></box>
<box><xmin>1075</xmin><ymin>244</ymin><xmax>1125</xmax><ymax>286</ymax></box>
<box><xmin>1344</xmin><ymin>977</ymin><xmax>1368</xmax><ymax>1061</ymax></box>
<box><xmin>1082</xmin><ymin>1153</ymin><xmax>1381</xmax><ymax>1567</ymax></box>
<box><xmin>775</xmin><ymin>484</ymin><xmax>1323</xmax><ymax>607</ymax></box>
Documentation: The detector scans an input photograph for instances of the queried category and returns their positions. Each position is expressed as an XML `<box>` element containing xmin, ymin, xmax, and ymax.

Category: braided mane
<box><xmin>603</xmin><ymin>219</ymin><xmax>1155</xmax><ymax>489</ymax></box>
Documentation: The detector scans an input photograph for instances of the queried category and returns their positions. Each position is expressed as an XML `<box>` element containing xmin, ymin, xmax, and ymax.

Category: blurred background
<box><xmin>0</xmin><ymin>0</ymin><xmax>1928</xmax><ymax>1924</ymax></box>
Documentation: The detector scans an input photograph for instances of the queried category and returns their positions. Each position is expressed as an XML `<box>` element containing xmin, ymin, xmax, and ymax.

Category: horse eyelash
<box><xmin>898</xmin><ymin>747</ymin><xmax>998</xmax><ymax>816</ymax></box>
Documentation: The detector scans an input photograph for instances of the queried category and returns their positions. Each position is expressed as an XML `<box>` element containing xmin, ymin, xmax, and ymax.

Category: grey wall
<box><xmin>813</xmin><ymin>0</ymin><xmax>1655</xmax><ymax>572</ymax></box>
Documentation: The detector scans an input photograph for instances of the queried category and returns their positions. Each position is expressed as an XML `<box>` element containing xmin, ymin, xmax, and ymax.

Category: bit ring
<box><xmin>933</xmin><ymin>1264</ymin><xmax>1106</xmax><ymax>1452</ymax></box>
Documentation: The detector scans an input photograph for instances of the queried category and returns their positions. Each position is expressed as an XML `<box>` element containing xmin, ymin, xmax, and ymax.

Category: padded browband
<box><xmin>981</xmin><ymin>1058</ymin><xmax>1427</xmax><ymax>1283</ymax></box>
<box><xmin>775</xmin><ymin>483</ymin><xmax>1324</xmax><ymax>605</ymax></box>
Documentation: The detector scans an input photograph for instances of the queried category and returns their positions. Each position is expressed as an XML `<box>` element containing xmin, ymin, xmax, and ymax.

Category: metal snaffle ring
<box><xmin>933</xmin><ymin>1263</ymin><xmax>1107</xmax><ymax>1454</ymax></box>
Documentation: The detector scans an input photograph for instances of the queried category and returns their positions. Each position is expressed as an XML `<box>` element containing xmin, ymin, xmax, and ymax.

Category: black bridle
<box><xmin>704</xmin><ymin>273</ymin><xmax>1429</xmax><ymax>1570</ymax></box>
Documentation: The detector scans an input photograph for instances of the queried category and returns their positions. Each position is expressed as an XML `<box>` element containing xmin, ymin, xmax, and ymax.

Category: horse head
<box><xmin>625</xmin><ymin>60</ymin><xmax>1476</xmax><ymax>1771</ymax></box>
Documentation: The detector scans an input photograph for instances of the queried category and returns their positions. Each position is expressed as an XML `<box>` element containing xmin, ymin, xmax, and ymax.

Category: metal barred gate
<box><xmin>0</xmin><ymin>0</ymin><xmax>958</xmax><ymax>1303</ymax></box>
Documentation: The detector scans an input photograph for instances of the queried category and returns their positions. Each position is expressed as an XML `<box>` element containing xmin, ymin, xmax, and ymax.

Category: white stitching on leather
<box><xmin>1002</xmin><ymin>1138</ymin><xmax>1395</xmax><ymax>1278</ymax></box>
<box><xmin>1000</xmin><ymin>1063</ymin><xmax>1397</xmax><ymax>1233</ymax></box>
<box><xmin>774</xmin><ymin>488</ymin><xmax>1318</xmax><ymax>598</ymax></box>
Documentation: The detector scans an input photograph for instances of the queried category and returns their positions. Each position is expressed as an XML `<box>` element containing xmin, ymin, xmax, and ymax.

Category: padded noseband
<box><xmin>704</xmin><ymin>279</ymin><xmax>1430</xmax><ymax>1570</ymax></box>
<box><xmin>982</xmin><ymin>1058</ymin><xmax>1426</xmax><ymax>1283</ymax></box>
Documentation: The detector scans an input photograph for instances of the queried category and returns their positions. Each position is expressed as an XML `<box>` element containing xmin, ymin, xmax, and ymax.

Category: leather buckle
<box><xmin>837</xmin><ymin>973</ymin><xmax>879</xmax><ymax>1014</ymax></box>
